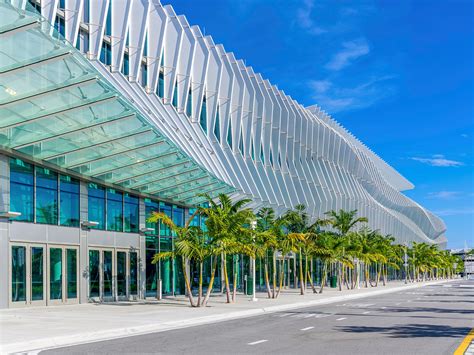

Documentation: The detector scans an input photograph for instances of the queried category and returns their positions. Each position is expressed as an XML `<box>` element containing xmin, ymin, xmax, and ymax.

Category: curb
<box><xmin>3</xmin><ymin>279</ymin><xmax>456</xmax><ymax>354</ymax></box>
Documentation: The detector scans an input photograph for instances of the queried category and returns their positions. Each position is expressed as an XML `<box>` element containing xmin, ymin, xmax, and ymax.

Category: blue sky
<box><xmin>167</xmin><ymin>0</ymin><xmax>474</xmax><ymax>249</ymax></box>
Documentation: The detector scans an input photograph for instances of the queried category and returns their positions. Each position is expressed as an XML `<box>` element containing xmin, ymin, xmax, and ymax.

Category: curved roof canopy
<box><xmin>0</xmin><ymin>2</ymin><xmax>234</xmax><ymax>205</ymax></box>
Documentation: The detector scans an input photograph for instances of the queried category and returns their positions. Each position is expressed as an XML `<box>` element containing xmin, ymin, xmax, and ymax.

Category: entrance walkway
<box><xmin>0</xmin><ymin>280</ymin><xmax>456</xmax><ymax>354</ymax></box>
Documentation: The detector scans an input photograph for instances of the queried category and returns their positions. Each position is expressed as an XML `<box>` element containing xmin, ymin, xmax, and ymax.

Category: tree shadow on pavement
<box><xmin>337</xmin><ymin>324</ymin><xmax>471</xmax><ymax>338</ymax></box>
<box><xmin>382</xmin><ymin>306</ymin><xmax>473</xmax><ymax>315</ymax></box>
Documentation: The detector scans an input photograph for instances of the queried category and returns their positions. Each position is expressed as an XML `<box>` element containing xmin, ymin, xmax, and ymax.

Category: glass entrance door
<box><xmin>88</xmin><ymin>249</ymin><xmax>139</xmax><ymax>301</ymax></box>
<box><xmin>10</xmin><ymin>244</ymin><xmax>77</xmax><ymax>307</ymax></box>
<box><xmin>47</xmin><ymin>245</ymin><xmax>79</xmax><ymax>305</ymax></box>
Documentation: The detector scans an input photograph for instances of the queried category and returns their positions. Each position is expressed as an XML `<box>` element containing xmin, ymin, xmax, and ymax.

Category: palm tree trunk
<box><xmin>304</xmin><ymin>253</ymin><xmax>308</xmax><ymax>290</ymax></box>
<box><xmin>223</xmin><ymin>253</ymin><xmax>231</xmax><ymax>303</ymax></box>
<box><xmin>337</xmin><ymin>261</ymin><xmax>342</xmax><ymax>291</ymax></box>
<box><xmin>272</xmin><ymin>251</ymin><xmax>277</xmax><ymax>298</ymax></box>
<box><xmin>264</xmin><ymin>261</ymin><xmax>272</xmax><ymax>298</ymax></box>
<box><xmin>365</xmin><ymin>263</ymin><xmax>369</xmax><ymax>288</ymax></box>
<box><xmin>197</xmin><ymin>261</ymin><xmax>203</xmax><ymax>307</ymax></box>
<box><xmin>182</xmin><ymin>258</ymin><xmax>196</xmax><ymax>307</ymax></box>
<box><xmin>299</xmin><ymin>249</ymin><xmax>305</xmax><ymax>295</ymax></box>
<box><xmin>276</xmin><ymin>259</ymin><xmax>285</xmax><ymax>298</ymax></box>
<box><xmin>319</xmin><ymin>261</ymin><xmax>328</xmax><ymax>294</ymax></box>
<box><xmin>202</xmin><ymin>256</ymin><xmax>218</xmax><ymax>307</ymax></box>
<box><xmin>232</xmin><ymin>270</ymin><xmax>237</xmax><ymax>303</ymax></box>
<box><xmin>307</xmin><ymin>270</ymin><xmax>318</xmax><ymax>293</ymax></box>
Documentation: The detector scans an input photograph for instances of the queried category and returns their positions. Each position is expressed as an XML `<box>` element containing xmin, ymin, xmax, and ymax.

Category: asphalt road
<box><xmin>43</xmin><ymin>280</ymin><xmax>474</xmax><ymax>355</ymax></box>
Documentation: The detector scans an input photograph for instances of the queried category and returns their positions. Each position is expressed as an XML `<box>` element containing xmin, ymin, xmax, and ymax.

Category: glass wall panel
<box><xmin>160</xmin><ymin>237</ymin><xmax>172</xmax><ymax>295</ymax></box>
<box><xmin>89</xmin><ymin>250</ymin><xmax>100</xmax><ymax>297</ymax></box>
<box><xmin>130</xmin><ymin>252</ymin><xmax>138</xmax><ymax>295</ymax></box>
<box><xmin>146</xmin><ymin>246</ymin><xmax>157</xmax><ymax>297</ymax></box>
<box><xmin>103</xmin><ymin>251</ymin><xmax>113</xmax><ymax>297</ymax></box>
<box><xmin>88</xmin><ymin>183</ymin><xmax>105</xmax><ymax>230</ymax></box>
<box><xmin>10</xmin><ymin>158</ymin><xmax>34</xmax><ymax>222</ymax></box>
<box><xmin>145</xmin><ymin>198</ymin><xmax>159</xmax><ymax>235</ymax></box>
<box><xmin>124</xmin><ymin>194</ymin><xmax>138</xmax><ymax>233</ymax></box>
<box><xmin>66</xmin><ymin>249</ymin><xmax>77</xmax><ymax>299</ymax></box>
<box><xmin>49</xmin><ymin>248</ymin><xmax>63</xmax><ymax>300</ymax></box>
<box><xmin>107</xmin><ymin>188</ymin><xmax>123</xmax><ymax>232</ymax></box>
<box><xmin>36</xmin><ymin>167</ymin><xmax>58</xmax><ymax>224</ymax></box>
<box><xmin>117</xmin><ymin>251</ymin><xmax>127</xmax><ymax>296</ymax></box>
<box><xmin>11</xmin><ymin>246</ymin><xmax>26</xmax><ymax>302</ymax></box>
<box><xmin>60</xmin><ymin>175</ymin><xmax>80</xmax><ymax>227</ymax></box>
<box><xmin>31</xmin><ymin>247</ymin><xmax>44</xmax><ymax>301</ymax></box>
<box><xmin>159</xmin><ymin>203</ymin><xmax>172</xmax><ymax>237</ymax></box>
<box><xmin>173</xmin><ymin>206</ymin><xmax>184</xmax><ymax>228</ymax></box>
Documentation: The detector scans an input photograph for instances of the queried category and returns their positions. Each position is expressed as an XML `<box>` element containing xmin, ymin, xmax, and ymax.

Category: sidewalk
<box><xmin>0</xmin><ymin>279</ymin><xmax>454</xmax><ymax>354</ymax></box>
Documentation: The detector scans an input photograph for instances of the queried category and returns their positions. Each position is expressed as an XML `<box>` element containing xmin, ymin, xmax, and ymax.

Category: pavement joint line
<box><xmin>301</xmin><ymin>326</ymin><xmax>314</xmax><ymax>331</ymax></box>
<box><xmin>336</xmin><ymin>317</ymin><xmax>347</xmax><ymax>321</ymax></box>
<box><xmin>1</xmin><ymin>279</ymin><xmax>457</xmax><ymax>354</ymax></box>
<box><xmin>248</xmin><ymin>339</ymin><xmax>268</xmax><ymax>346</ymax></box>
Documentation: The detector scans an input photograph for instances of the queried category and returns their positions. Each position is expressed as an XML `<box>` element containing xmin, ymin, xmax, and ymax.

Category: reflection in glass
<box><xmin>67</xmin><ymin>249</ymin><xmax>77</xmax><ymax>299</ymax></box>
<box><xmin>103</xmin><ymin>251</ymin><xmax>113</xmax><ymax>297</ymax></box>
<box><xmin>11</xmin><ymin>246</ymin><xmax>26</xmax><ymax>302</ymax></box>
<box><xmin>36</xmin><ymin>167</ymin><xmax>58</xmax><ymax>224</ymax></box>
<box><xmin>145</xmin><ymin>198</ymin><xmax>159</xmax><ymax>235</ymax></box>
<box><xmin>107</xmin><ymin>188</ymin><xmax>123</xmax><ymax>232</ymax></box>
<box><xmin>130</xmin><ymin>252</ymin><xmax>138</xmax><ymax>295</ymax></box>
<box><xmin>89</xmin><ymin>250</ymin><xmax>100</xmax><ymax>297</ymax></box>
<box><xmin>31</xmin><ymin>247</ymin><xmax>44</xmax><ymax>301</ymax></box>
<box><xmin>49</xmin><ymin>248</ymin><xmax>63</xmax><ymax>300</ymax></box>
<box><xmin>10</xmin><ymin>158</ymin><xmax>34</xmax><ymax>222</ymax></box>
<box><xmin>146</xmin><ymin>248</ymin><xmax>157</xmax><ymax>297</ymax></box>
<box><xmin>60</xmin><ymin>175</ymin><xmax>80</xmax><ymax>227</ymax></box>
<box><xmin>117</xmin><ymin>252</ymin><xmax>127</xmax><ymax>296</ymax></box>
<box><xmin>88</xmin><ymin>183</ymin><xmax>105</xmax><ymax>230</ymax></box>
<box><xmin>124</xmin><ymin>194</ymin><xmax>138</xmax><ymax>233</ymax></box>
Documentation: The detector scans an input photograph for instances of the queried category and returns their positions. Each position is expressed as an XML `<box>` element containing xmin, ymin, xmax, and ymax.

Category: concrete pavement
<box><xmin>0</xmin><ymin>279</ymin><xmax>463</xmax><ymax>354</ymax></box>
<box><xmin>43</xmin><ymin>279</ymin><xmax>474</xmax><ymax>355</ymax></box>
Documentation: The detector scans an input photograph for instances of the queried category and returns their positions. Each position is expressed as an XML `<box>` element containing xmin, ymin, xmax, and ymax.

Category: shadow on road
<box><xmin>337</xmin><ymin>323</ymin><xmax>471</xmax><ymax>338</ymax></box>
<box><xmin>381</xmin><ymin>306</ymin><xmax>473</xmax><ymax>315</ymax></box>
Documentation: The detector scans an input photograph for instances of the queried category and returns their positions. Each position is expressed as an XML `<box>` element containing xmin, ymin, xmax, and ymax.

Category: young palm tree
<box><xmin>148</xmin><ymin>211</ymin><xmax>202</xmax><ymax>307</ymax></box>
<box><xmin>255</xmin><ymin>207</ymin><xmax>285</xmax><ymax>298</ymax></box>
<box><xmin>198</xmin><ymin>193</ymin><xmax>254</xmax><ymax>304</ymax></box>
<box><xmin>322</xmin><ymin>209</ymin><xmax>368</xmax><ymax>290</ymax></box>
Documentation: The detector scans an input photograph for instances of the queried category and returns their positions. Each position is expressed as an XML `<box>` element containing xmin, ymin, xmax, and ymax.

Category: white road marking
<box><xmin>301</xmin><ymin>326</ymin><xmax>315</xmax><ymax>331</ymax></box>
<box><xmin>248</xmin><ymin>340</ymin><xmax>268</xmax><ymax>346</ymax></box>
<box><xmin>304</xmin><ymin>314</ymin><xmax>315</xmax><ymax>318</ymax></box>
<box><xmin>395</xmin><ymin>303</ymin><xmax>401</xmax><ymax>306</ymax></box>
<box><xmin>336</xmin><ymin>317</ymin><xmax>347</xmax><ymax>321</ymax></box>
<box><xmin>362</xmin><ymin>311</ymin><xmax>371</xmax><ymax>314</ymax></box>
<box><xmin>279</xmin><ymin>313</ymin><xmax>292</xmax><ymax>317</ymax></box>
<box><xmin>315</xmin><ymin>314</ymin><xmax>331</xmax><ymax>318</ymax></box>
<box><xmin>381</xmin><ymin>306</ymin><xmax>387</xmax><ymax>309</ymax></box>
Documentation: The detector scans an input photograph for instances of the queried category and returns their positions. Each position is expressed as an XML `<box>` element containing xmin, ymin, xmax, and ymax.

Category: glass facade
<box><xmin>89</xmin><ymin>250</ymin><xmax>100</xmax><ymax>297</ymax></box>
<box><xmin>107</xmin><ymin>188</ymin><xmax>123</xmax><ymax>232</ymax></box>
<box><xmin>66</xmin><ymin>249</ymin><xmax>77</xmax><ymax>299</ymax></box>
<box><xmin>117</xmin><ymin>251</ymin><xmax>127</xmax><ymax>296</ymax></box>
<box><xmin>130</xmin><ymin>252</ymin><xmax>138</xmax><ymax>295</ymax></box>
<box><xmin>60</xmin><ymin>175</ymin><xmax>80</xmax><ymax>227</ymax></box>
<box><xmin>36</xmin><ymin>167</ymin><xmax>58</xmax><ymax>225</ymax></box>
<box><xmin>88</xmin><ymin>183</ymin><xmax>106</xmax><ymax>230</ymax></box>
<box><xmin>31</xmin><ymin>247</ymin><xmax>44</xmax><ymax>301</ymax></box>
<box><xmin>124</xmin><ymin>194</ymin><xmax>139</xmax><ymax>233</ymax></box>
<box><xmin>10</xmin><ymin>158</ymin><xmax>34</xmax><ymax>222</ymax></box>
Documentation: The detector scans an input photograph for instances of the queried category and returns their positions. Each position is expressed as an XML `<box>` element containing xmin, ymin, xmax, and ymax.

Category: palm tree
<box><xmin>148</xmin><ymin>210</ymin><xmax>202</xmax><ymax>307</ymax></box>
<box><xmin>255</xmin><ymin>207</ymin><xmax>285</xmax><ymax>298</ymax></box>
<box><xmin>283</xmin><ymin>204</ymin><xmax>324</xmax><ymax>295</ymax></box>
<box><xmin>198</xmin><ymin>193</ymin><xmax>254</xmax><ymax>304</ymax></box>
<box><xmin>322</xmin><ymin>209</ymin><xmax>368</xmax><ymax>290</ymax></box>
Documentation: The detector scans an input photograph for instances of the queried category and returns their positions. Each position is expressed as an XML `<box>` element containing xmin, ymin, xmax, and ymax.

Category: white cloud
<box><xmin>427</xmin><ymin>191</ymin><xmax>461</xmax><ymax>199</ymax></box>
<box><xmin>410</xmin><ymin>155</ymin><xmax>464</xmax><ymax>167</ymax></box>
<box><xmin>309</xmin><ymin>80</ymin><xmax>332</xmax><ymax>94</ymax></box>
<box><xmin>309</xmin><ymin>75</ymin><xmax>396</xmax><ymax>113</ymax></box>
<box><xmin>461</xmin><ymin>133</ymin><xmax>469</xmax><ymax>138</ymax></box>
<box><xmin>296</xmin><ymin>0</ymin><xmax>327</xmax><ymax>35</ymax></box>
<box><xmin>432</xmin><ymin>208</ymin><xmax>474</xmax><ymax>216</ymax></box>
<box><xmin>325</xmin><ymin>38</ymin><xmax>370</xmax><ymax>71</ymax></box>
